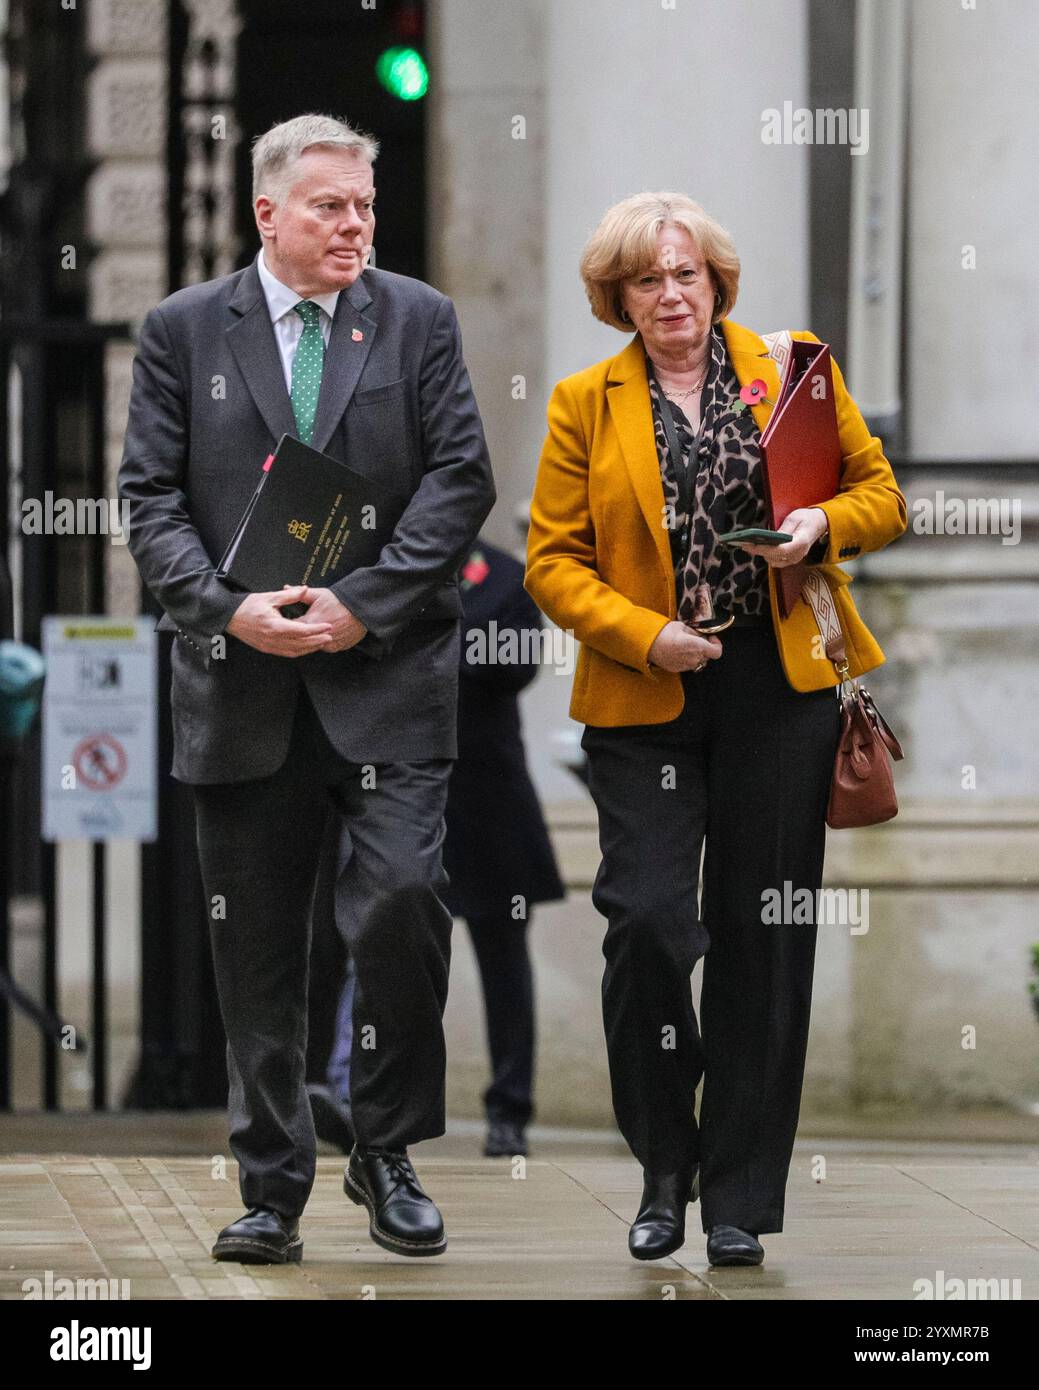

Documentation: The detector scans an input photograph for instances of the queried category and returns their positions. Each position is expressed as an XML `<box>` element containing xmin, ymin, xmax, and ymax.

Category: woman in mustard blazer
<box><xmin>525</xmin><ymin>192</ymin><xmax>906</xmax><ymax>1267</ymax></box>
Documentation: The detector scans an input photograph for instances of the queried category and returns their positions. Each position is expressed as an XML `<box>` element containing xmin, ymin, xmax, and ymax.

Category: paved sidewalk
<box><xmin>1</xmin><ymin>1133</ymin><xmax>1037</xmax><ymax>1300</ymax></box>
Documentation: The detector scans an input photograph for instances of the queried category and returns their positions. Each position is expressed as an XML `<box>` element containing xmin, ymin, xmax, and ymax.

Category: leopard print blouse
<box><xmin>647</xmin><ymin>325</ymin><xmax>770</xmax><ymax>622</ymax></box>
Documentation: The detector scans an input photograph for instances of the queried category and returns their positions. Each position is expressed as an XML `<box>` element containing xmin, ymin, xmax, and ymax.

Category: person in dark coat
<box><xmin>310</xmin><ymin>537</ymin><xmax>566</xmax><ymax>1157</ymax></box>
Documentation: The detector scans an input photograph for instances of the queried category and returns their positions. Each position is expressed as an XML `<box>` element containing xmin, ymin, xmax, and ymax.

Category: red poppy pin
<box><xmin>461</xmin><ymin>551</ymin><xmax>490</xmax><ymax>589</ymax></box>
<box><xmin>352</xmin><ymin>328</ymin><xmax>364</xmax><ymax>342</ymax></box>
<box><xmin>733</xmin><ymin>377</ymin><xmax>772</xmax><ymax>415</ymax></box>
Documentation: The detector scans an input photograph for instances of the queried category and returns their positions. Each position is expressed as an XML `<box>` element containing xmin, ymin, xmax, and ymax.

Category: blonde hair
<box><xmin>579</xmin><ymin>192</ymin><xmax>740</xmax><ymax>331</ymax></box>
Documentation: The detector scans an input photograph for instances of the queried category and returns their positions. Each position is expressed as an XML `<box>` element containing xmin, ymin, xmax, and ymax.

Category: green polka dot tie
<box><xmin>290</xmin><ymin>300</ymin><xmax>325</xmax><ymax>445</ymax></box>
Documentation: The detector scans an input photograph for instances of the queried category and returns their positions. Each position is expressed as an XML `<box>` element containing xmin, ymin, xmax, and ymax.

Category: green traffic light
<box><xmin>375</xmin><ymin>46</ymin><xmax>429</xmax><ymax>101</ymax></box>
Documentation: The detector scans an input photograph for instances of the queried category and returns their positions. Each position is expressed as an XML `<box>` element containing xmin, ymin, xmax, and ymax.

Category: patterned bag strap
<box><xmin>759</xmin><ymin>329</ymin><xmax>794</xmax><ymax>382</ymax></box>
<box><xmin>801</xmin><ymin>569</ymin><xmax>849</xmax><ymax>679</ymax></box>
<box><xmin>761</xmin><ymin>331</ymin><xmax>849</xmax><ymax>683</ymax></box>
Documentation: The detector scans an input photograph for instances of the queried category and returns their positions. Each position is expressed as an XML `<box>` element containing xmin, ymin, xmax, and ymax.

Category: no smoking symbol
<box><xmin>73</xmin><ymin>733</ymin><xmax>127</xmax><ymax>791</ymax></box>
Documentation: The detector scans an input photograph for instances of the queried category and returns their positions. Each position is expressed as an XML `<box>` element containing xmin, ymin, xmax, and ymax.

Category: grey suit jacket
<box><xmin>117</xmin><ymin>259</ymin><xmax>496</xmax><ymax>783</ymax></box>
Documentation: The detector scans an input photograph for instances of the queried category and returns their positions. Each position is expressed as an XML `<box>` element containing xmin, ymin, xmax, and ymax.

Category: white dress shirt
<box><xmin>256</xmin><ymin>250</ymin><xmax>341</xmax><ymax>392</ymax></box>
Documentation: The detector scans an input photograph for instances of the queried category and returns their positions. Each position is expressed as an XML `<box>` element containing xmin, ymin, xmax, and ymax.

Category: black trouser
<box><xmin>193</xmin><ymin>687</ymin><xmax>454</xmax><ymax>1220</ymax></box>
<box><xmin>466</xmin><ymin>910</ymin><xmax>536</xmax><ymax>1128</ymax></box>
<box><xmin>580</xmin><ymin>622</ymin><xmax>840</xmax><ymax>1235</ymax></box>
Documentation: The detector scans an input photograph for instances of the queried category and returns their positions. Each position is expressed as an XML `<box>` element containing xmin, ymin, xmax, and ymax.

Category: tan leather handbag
<box><xmin>802</xmin><ymin>554</ymin><xmax>904</xmax><ymax>829</ymax></box>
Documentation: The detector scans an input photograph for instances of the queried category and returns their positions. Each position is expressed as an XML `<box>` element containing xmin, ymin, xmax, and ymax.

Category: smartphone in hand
<box><xmin>717</xmin><ymin>527</ymin><xmax>793</xmax><ymax>547</ymax></box>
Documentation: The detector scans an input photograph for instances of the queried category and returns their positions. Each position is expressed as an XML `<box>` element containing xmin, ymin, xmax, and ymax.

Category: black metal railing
<box><xmin>0</xmin><ymin>321</ymin><xmax>130</xmax><ymax>1111</ymax></box>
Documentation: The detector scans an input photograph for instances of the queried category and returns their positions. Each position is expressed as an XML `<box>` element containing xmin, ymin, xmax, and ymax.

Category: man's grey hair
<box><xmin>252</xmin><ymin>113</ymin><xmax>379</xmax><ymax>204</ymax></box>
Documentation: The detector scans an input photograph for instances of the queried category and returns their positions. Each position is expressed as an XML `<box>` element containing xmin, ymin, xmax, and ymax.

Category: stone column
<box><xmin>905</xmin><ymin>0</ymin><xmax>1039</xmax><ymax>459</ymax></box>
<box><xmin>84</xmin><ymin>0</ymin><xmax>168</xmax><ymax>620</ymax></box>
<box><xmin>427</xmin><ymin>0</ymin><xmax>549</xmax><ymax>557</ymax></box>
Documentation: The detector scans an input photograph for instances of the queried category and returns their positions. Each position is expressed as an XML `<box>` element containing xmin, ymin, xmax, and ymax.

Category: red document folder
<box><xmin>759</xmin><ymin>339</ymin><xmax>842</xmax><ymax>617</ymax></box>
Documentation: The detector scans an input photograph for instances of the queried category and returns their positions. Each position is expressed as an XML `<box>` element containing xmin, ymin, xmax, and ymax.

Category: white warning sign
<box><xmin>42</xmin><ymin>617</ymin><xmax>157</xmax><ymax>842</ymax></box>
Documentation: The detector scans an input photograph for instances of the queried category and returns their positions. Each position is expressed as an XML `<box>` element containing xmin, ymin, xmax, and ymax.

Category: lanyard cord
<box><xmin>645</xmin><ymin>357</ymin><xmax>708</xmax><ymax>522</ymax></box>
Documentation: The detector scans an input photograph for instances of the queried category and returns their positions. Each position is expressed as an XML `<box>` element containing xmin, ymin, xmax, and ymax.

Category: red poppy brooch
<box><xmin>460</xmin><ymin>551</ymin><xmax>490</xmax><ymax>590</ymax></box>
<box><xmin>732</xmin><ymin>377</ymin><xmax>773</xmax><ymax>416</ymax></box>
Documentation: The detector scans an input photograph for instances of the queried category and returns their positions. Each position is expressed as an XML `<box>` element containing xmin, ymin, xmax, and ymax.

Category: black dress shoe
<box><xmin>628</xmin><ymin>1165</ymin><xmax>699</xmax><ymax>1261</ymax></box>
<box><xmin>212</xmin><ymin>1207</ymin><xmax>303</xmax><ymax>1264</ymax></box>
<box><xmin>344</xmin><ymin>1146</ymin><xmax>447</xmax><ymax>1257</ymax></box>
<box><xmin>484</xmin><ymin>1119</ymin><xmax>528</xmax><ymax>1157</ymax></box>
<box><xmin>706</xmin><ymin>1225</ymin><xmax>765</xmax><ymax>1267</ymax></box>
<box><xmin>307</xmin><ymin>1083</ymin><xmax>355</xmax><ymax>1154</ymax></box>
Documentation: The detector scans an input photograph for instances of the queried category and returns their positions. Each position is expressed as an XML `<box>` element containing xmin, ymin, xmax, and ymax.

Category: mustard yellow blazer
<box><xmin>524</xmin><ymin>319</ymin><xmax>908</xmax><ymax>727</ymax></box>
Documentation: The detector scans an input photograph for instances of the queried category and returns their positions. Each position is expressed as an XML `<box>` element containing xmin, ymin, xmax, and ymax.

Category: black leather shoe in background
<box><xmin>628</xmin><ymin>1165</ymin><xmax>699</xmax><ymax>1261</ymax></box>
<box><xmin>484</xmin><ymin>1119</ymin><xmax>528</xmax><ymax>1157</ymax></box>
<box><xmin>706</xmin><ymin>1225</ymin><xmax>765</xmax><ymax>1267</ymax></box>
<box><xmin>211</xmin><ymin>1207</ymin><xmax>303</xmax><ymax>1264</ymax></box>
<box><xmin>344</xmin><ymin>1146</ymin><xmax>447</xmax><ymax>1256</ymax></box>
<box><xmin>307</xmin><ymin>1083</ymin><xmax>355</xmax><ymax>1154</ymax></box>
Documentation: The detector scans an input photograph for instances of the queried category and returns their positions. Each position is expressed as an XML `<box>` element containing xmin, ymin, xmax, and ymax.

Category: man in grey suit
<box><xmin>118</xmin><ymin>114</ymin><xmax>495</xmax><ymax>1262</ymax></box>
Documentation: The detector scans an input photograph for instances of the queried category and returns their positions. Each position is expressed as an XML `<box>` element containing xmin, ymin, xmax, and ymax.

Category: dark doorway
<box><xmin>234</xmin><ymin>0</ymin><xmax>428</xmax><ymax>279</ymax></box>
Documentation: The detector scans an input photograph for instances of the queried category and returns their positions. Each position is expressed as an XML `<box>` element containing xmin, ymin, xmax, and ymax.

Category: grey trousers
<box><xmin>193</xmin><ymin>687</ymin><xmax>453</xmax><ymax>1218</ymax></box>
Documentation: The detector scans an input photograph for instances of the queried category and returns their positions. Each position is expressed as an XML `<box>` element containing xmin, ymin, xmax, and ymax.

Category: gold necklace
<box><xmin>657</xmin><ymin>363</ymin><xmax>708</xmax><ymax>402</ymax></box>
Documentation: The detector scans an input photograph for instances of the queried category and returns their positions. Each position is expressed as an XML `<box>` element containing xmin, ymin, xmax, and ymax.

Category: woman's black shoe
<box><xmin>211</xmin><ymin>1207</ymin><xmax>303</xmax><ymax>1264</ymax></box>
<box><xmin>628</xmin><ymin>1165</ymin><xmax>698</xmax><ymax>1261</ymax></box>
<box><xmin>706</xmin><ymin>1225</ymin><xmax>765</xmax><ymax>1266</ymax></box>
<box><xmin>344</xmin><ymin>1146</ymin><xmax>447</xmax><ymax>1256</ymax></box>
